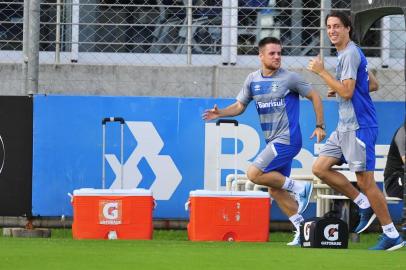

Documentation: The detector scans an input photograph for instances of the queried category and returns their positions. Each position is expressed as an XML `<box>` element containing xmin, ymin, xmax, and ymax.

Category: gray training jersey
<box><xmin>335</xmin><ymin>41</ymin><xmax>377</xmax><ymax>132</ymax></box>
<box><xmin>237</xmin><ymin>68</ymin><xmax>311</xmax><ymax>145</ymax></box>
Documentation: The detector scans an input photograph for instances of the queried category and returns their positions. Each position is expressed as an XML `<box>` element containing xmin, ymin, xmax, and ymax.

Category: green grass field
<box><xmin>0</xmin><ymin>229</ymin><xmax>404</xmax><ymax>270</ymax></box>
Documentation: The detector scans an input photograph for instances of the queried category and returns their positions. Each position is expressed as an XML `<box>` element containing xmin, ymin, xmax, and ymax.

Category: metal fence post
<box><xmin>55</xmin><ymin>0</ymin><xmax>61</xmax><ymax>64</ymax></box>
<box><xmin>28</xmin><ymin>0</ymin><xmax>41</xmax><ymax>94</ymax></box>
<box><xmin>320</xmin><ymin>0</ymin><xmax>331</xmax><ymax>59</ymax></box>
<box><xmin>229</xmin><ymin>0</ymin><xmax>237</xmax><ymax>64</ymax></box>
<box><xmin>291</xmin><ymin>0</ymin><xmax>302</xmax><ymax>56</ymax></box>
<box><xmin>22</xmin><ymin>0</ymin><xmax>30</xmax><ymax>94</ymax></box>
<box><xmin>186</xmin><ymin>0</ymin><xmax>193</xmax><ymax>64</ymax></box>
<box><xmin>221</xmin><ymin>0</ymin><xmax>238</xmax><ymax>65</ymax></box>
<box><xmin>381</xmin><ymin>16</ymin><xmax>390</xmax><ymax>68</ymax></box>
<box><xmin>71</xmin><ymin>0</ymin><xmax>79</xmax><ymax>63</ymax></box>
<box><xmin>221</xmin><ymin>0</ymin><xmax>231</xmax><ymax>64</ymax></box>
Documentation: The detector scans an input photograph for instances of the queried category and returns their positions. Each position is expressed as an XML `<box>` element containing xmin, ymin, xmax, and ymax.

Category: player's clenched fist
<box><xmin>307</xmin><ymin>55</ymin><xmax>325</xmax><ymax>75</ymax></box>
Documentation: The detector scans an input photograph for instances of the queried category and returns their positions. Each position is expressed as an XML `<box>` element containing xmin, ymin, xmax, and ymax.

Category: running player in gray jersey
<box><xmin>203</xmin><ymin>37</ymin><xmax>325</xmax><ymax>246</ymax></box>
<box><xmin>308</xmin><ymin>11</ymin><xmax>404</xmax><ymax>250</ymax></box>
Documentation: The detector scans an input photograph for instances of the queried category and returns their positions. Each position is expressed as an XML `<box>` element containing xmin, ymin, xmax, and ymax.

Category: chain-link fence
<box><xmin>0</xmin><ymin>0</ymin><xmax>404</xmax><ymax>99</ymax></box>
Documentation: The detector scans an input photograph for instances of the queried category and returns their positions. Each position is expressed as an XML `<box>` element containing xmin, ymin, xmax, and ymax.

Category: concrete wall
<box><xmin>0</xmin><ymin>63</ymin><xmax>404</xmax><ymax>101</ymax></box>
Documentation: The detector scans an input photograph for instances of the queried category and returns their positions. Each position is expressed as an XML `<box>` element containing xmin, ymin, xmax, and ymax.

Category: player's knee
<box><xmin>268</xmin><ymin>188</ymin><xmax>283</xmax><ymax>198</ymax></box>
<box><xmin>312</xmin><ymin>162</ymin><xmax>324</xmax><ymax>178</ymax></box>
<box><xmin>356</xmin><ymin>174</ymin><xmax>375</xmax><ymax>191</ymax></box>
<box><xmin>246</xmin><ymin>165</ymin><xmax>261</xmax><ymax>184</ymax></box>
<box><xmin>357</xmin><ymin>181</ymin><xmax>373</xmax><ymax>193</ymax></box>
<box><xmin>246</xmin><ymin>171</ymin><xmax>257</xmax><ymax>183</ymax></box>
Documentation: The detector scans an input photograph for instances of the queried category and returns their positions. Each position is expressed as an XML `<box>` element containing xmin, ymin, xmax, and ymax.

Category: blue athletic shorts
<box><xmin>252</xmin><ymin>142</ymin><xmax>301</xmax><ymax>176</ymax></box>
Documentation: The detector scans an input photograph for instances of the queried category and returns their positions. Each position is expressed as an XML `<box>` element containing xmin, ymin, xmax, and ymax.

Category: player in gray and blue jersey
<box><xmin>237</xmin><ymin>69</ymin><xmax>310</xmax><ymax>147</ymax></box>
<box><xmin>308</xmin><ymin>11</ymin><xmax>404</xmax><ymax>251</ymax></box>
<box><xmin>203</xmin><ymin>37</ymin><xmax>326</xmax><ymax>246</ymax></box>
<box><xmin>334</xmin><ymin>41</ymin><xmax>378</xmax><ymax>133</ymax></box>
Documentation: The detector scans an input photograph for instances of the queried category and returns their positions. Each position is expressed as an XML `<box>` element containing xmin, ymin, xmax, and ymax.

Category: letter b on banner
<box><xmin>203</xmin><ymin>123</ymin><xmax>260</xmax><ymax>190</ymax></box>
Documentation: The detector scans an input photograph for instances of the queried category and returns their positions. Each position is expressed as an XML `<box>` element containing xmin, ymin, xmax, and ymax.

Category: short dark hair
<box><xmin>258</xmin><ymin>37</ymin><xmax>281</xmax><ymax>50</ymax></box>
<box><xmin>325</xmin><ymin>11</ymin><xmax>353</xmax><ymax>39</ymax></box>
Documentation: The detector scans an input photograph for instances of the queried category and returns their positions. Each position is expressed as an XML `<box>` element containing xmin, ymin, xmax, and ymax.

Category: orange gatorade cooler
<box><xmin>187</xmin><ymin>190</ymin><xmax>271</xmax><ymax>242</ymax></box>
<box><xmin>72</xmin><ymin>188</ymin><xmax>154</xmax><ymax>240</ymax></box>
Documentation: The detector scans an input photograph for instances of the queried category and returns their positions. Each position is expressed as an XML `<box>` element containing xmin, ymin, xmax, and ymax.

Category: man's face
<box><xmin>326</xmin><ymin>16</ymin><xmax>350</xmax><ymax>47</ymax></box>
<box><xmin>259</xmin><ymin>43</ymin><xmax>282</xmax><ymax>70</ymax></box>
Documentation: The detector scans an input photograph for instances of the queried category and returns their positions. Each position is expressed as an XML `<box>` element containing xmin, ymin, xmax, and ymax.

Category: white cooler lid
<box><xmin>189</xmin><ymin>189</ymin><xmax>269</xmax><ymax>198</ymax></box>
<box><xmin>73</xmin><ymin>188</ymin><xmax>152</xmax><ymax>196</ymax></box>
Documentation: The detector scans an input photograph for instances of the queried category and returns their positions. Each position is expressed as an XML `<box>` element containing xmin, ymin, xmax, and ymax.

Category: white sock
<box><xmin>282</xmin><ymin>177</ymin><xmax>304</xmax><ymax>194</ymax></box>
<box><xmin>382</xmin><ymin>223</ymin><xmax>400</xmax><ymax>238</ymax></box>
<box><xmin>353</xmin><ymin>193</ymin><xmax>370</xmax><ymax>209</ymax></box>
<box><xmin>289</xmin><ymin>213</ymin><xmax>304</xmax><ymax>231</ymax></box>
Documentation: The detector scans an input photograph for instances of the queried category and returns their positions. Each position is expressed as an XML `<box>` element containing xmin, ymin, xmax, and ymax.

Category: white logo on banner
<box><xmin>324</xmin><ymin>224</ymin><xmax>339</xmax><ymax>241</ymax></box>
<box><xmin>106</xmin><ymin>122</ymin><xmax>182</xmax><ymax>200</ymax></box>
<box><xmin>203</xmin><ymin>123</ymin><xmax>314</xmax><ymax>190</ymax></box>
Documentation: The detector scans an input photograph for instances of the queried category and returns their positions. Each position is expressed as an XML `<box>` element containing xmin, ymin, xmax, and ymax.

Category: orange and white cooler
<box><xmin>72</xmin><ymin>188</ymin><xmax>154</xmax><ymax>240</ymax></box>
<box><xmin>186</xmin><ymin>190</ymin><xmax>271</xmax><ymax>242</ymax></box>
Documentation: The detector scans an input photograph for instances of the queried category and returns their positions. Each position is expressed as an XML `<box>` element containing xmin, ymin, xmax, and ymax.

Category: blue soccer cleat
<box><xmin>296</xmin><ymin>182</ymin><xmax>313</xmax><ymax>215</ymax></box>
<box><xmin>369</xmin><ymin>234</ymin><xmax>405</xmax><ymax>251</ymax></box>
<box><xmin>287</xmin><ymin>230</ymin><xmax>301</xmax><ymax>246</ymax></box>
<box><xmin>354</xmin><ymin>207</ymin><xmax>376</xmax><ymax>234</ymax></box>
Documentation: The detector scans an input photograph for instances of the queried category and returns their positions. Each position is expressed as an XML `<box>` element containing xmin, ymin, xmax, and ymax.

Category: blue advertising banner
<box><xmin>32</xmin><ymin>95</ymin><xmax>405</xmax><ymax>221</ymax></box>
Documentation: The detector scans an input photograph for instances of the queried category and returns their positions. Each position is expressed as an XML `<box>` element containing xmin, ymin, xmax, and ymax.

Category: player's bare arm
<box><xmin>306</xmin><ymin>90</ymin><xmax>326</xmax><ymax>143</ymax></box>
<box><xmin>307</xmin><ymin>55</ymin><xmax>355</xmax><ymax>100</ymax></box>
<box><xmin>202</xmin><ymin>101</ymin><xmax>246</xmax><ymax>121</ymax></box>
<box><xmin>368</xmin><ymin>70</ymin><xmax>379</xmax><ymax>92</ymax></box>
